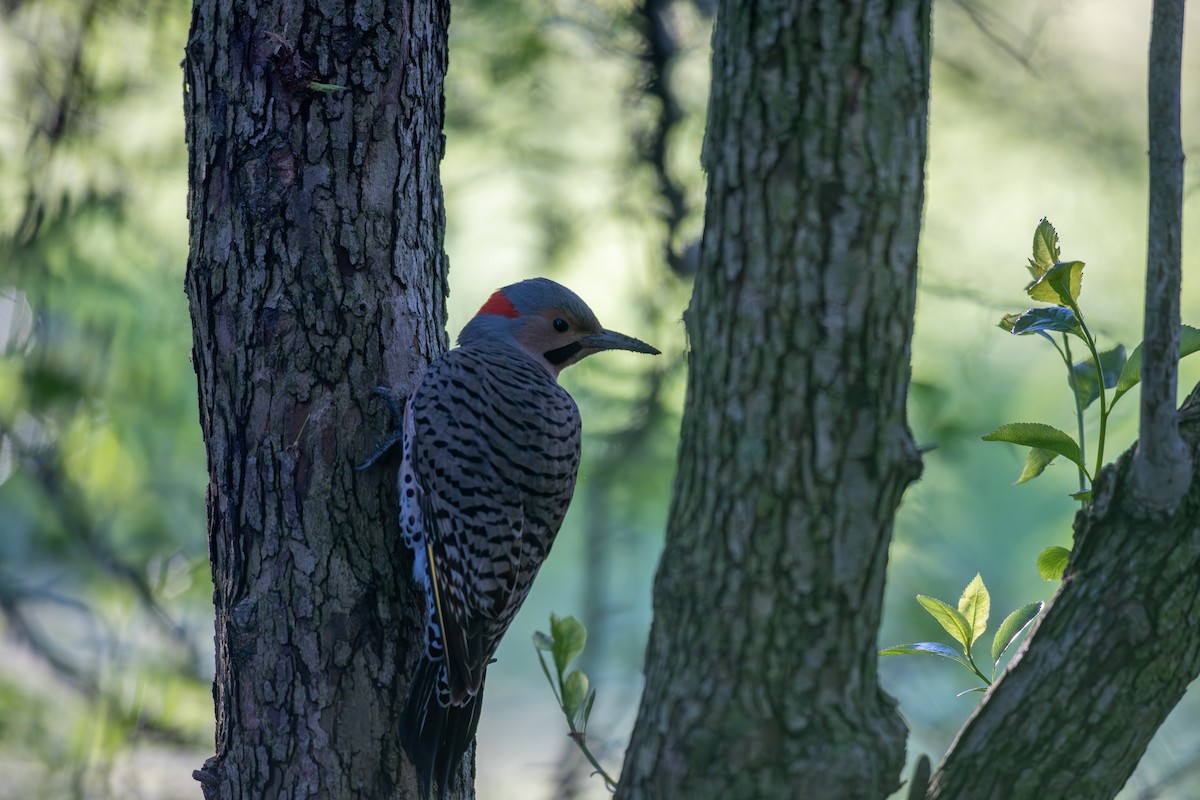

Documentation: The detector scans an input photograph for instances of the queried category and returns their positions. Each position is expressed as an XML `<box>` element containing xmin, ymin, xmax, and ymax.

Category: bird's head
<box><xmin>457</xmin><ymin>278</ymin><xmax>660</xmax><ymax>377</ymax></box>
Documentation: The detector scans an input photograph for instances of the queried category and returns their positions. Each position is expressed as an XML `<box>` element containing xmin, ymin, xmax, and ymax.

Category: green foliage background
<box><xmin>0</xmin><ymin>1</ymin><xmax>1198</xmax><ymax>798</ymax></box>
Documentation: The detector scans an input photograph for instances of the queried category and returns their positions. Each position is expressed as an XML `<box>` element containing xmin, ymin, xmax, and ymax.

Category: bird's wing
<box><xmin>409</xmin><ymin>347</ymin><xmax>581</xmax><ymax>704</ymax></box>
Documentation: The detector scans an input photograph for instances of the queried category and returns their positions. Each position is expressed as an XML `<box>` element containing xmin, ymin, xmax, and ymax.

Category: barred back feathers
<box><xmin>394</xmin><ymin>278</ymin><xmax>659</xmax><ymax>799</ymax></box>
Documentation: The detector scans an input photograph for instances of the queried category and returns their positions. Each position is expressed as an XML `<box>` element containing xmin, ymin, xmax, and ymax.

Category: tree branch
<box><xmin>632</xmin><ymin>0</ymin><xmax>697</xmax><ymax>276</ymax></box>
<box><xmin>1130</xmin><ymin>0</ymin><xmax>1191</xmax><ymax>513</ymax></box>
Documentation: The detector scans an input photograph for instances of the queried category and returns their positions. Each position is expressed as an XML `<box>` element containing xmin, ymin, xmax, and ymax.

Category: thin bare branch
<box><xmin>1131</xmin><ymin>0</ymin><xmax>1191</xmax><ymax>513</ymax></box>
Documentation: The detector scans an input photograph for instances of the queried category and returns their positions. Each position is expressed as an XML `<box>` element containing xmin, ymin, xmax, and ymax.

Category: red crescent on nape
<box><xmin>476</xmin><ymin>291</ymin><xmax>520</xmax><ymax>318</ymax></box>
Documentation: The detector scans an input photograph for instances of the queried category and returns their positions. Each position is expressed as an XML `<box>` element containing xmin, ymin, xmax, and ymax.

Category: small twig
<box><xmin>632</xmin><ymin>0</ymin><xmax>695</xmax><ymax>276</ymax></box>
<box><xmin>949</xmin><ymin>0</ymin><xmax>1040</xmax><ymax>72</ymax></box>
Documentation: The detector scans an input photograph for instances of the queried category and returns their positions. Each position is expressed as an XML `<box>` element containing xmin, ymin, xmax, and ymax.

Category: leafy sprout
<box><xmin>881</xmin><ymin>574</ymin><xmax>1043</xmax><ymax>694</ymax></box>
<box><xmin>984</xmin><ymin>219</ymin><xmax>1200</xmax><ymax>579</ymax></box>
<box><xmin>533</xmin><ymin>614</ymin><xmax>618</xmax><ymax>792</ymax></box>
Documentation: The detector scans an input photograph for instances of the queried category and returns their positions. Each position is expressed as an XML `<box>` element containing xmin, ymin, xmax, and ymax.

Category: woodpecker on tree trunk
<box><xmin>368</xmin><ymin>278</ymin><xmax>659</xmax><ymax>799</ymax></box>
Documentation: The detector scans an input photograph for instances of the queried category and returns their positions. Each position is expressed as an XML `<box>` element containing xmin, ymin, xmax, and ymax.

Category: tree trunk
<box><xmin>182</xmin><ymin>1</ymin><xmax>454</xmax><ymax>797</ymax></box>
<box><xmin>616</xmin><ymin>2</ymin><xmax>931</xmax><ymax>798</ymax></box>
<box><xmin>927</xmin><ymin>386</ymin><xmax>1200</xmax><ymax>798</ymax></box>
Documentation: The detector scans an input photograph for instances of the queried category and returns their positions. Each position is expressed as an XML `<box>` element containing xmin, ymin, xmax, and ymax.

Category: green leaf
<box><xmin>562</xmin><ymin>670</ymin><xmax>590</xmax><ymax>727</ymax></box>
<box><xmin>957</xmin><ymin>686</ymin><xmax>988</xmax><ymax>697</ymax></box>
<box><xmin>957</xmin><ymin>574</ymin><xmax>990</xmax><ymax>647</ymax></box>
<box><xmin>532</xmin><ymin>631</ymin><xmax>554</xmax><ymax>651</ymax></box>
<box><xmin>982</xmin><ymin>423</ymin><xmax>1087</xmax><ymax>475</ymax></box>
<box><xmin>1048</xmin><ymin>261</ymin><xmax>1084</xmax><ymax>305</ymax></box>
<box><xmin>991</xmin><ymin>602</ymin><xmax>1043</xmax><ymax>665</ymax></box>
<box><xmin>1113</xmin><ymin>324</ymin><xmax>1200</xmax><ymax>405</ymax></box>
<box><xmin>1028</xmin><ymin>218</ymin><xmax>1060</xmax><ymax>278</ymax></box>
<box><xmin>998</xmin><ymin>313</ymin><xmax>1020</xmax><ymax>333</ymax></box>
<box><xmin>879</xmin><ymin>641</ymin><xmax>971</xmax><ymax>669</ymax></box>
<box><xmin>577</xmin><ymin>687</ymin><xmax>597</xmax><ymax>732</ymax></box>
<box><xmin>533</xmin><ymin>648</ymin><xmax>561</xmax><ymax>706</ymax></box>
<box><xmin>550</xmin><ymin>615</ymin><xmax>587</xmax><ymax>677</ymax></box>
<box><xmin>1015</xmin><ymin>447</ymin><xmax>1058</xmax><ymax>485</ymax></box>
<box><xmin>1070</xmin><ymin>490</ymin><xmax>1092</xmax><ymax>502</ymax></box>
<box><xmin>1026</xmin><ymin>260</ymin><xmax>1084</xmax><ymax>306</ymax></box>
<box><xmin>1008</xmin><ymin>306</ymin><xmax>1080</xmax><ymax>336</ymax></box>
<box><xmin>916</xmin><ymin>595</ymin><xmax>974</xmax><ymax>649</ymax></box>
<box><xmin>1037</xmin><ymin>546</ymin><xmax>1071</xmax><ymax>581</ymax></box>
<box><xmin>1069</xmin><ymin>345</ymin><xmax>1127</xmax><ymax>409</ymax></box>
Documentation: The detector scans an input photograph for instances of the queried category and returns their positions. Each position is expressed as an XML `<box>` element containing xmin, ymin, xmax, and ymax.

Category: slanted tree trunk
<box><xmin>927</xmin><ymin>390</ymin><xmax>1200</xmax><ymax>798</ymax></box>
<box><xmin>616</xmin><ymin>2</ymin><xmax>932</xmax><ymax>798</ymax></box>
<box><xmin>182</xmin><ymin>0</ymin><xmax>455</xmax><ymax>796</ymax></box>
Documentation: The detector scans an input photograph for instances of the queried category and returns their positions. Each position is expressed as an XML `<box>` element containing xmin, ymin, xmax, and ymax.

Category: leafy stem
<box><xmin>985</xmin><ymin>219</ymin><xmax>1200</xmax><ymax>579</ymax></box>
<box><xmin>567</xmin><ymin>731</ymin><xmax>618</xmax><ymax>791</ymax></box>
<box><xmin>965</xmin><ymin>656</ymin><xmax>992</xmax><ymax>688</ymax></box>
<box><xmin>1056</xmin><ymin>334</ymin><xmax>1088</xmax><ymax>496</ymax></box>
<box><xmin>534</xmin><ymin>615</ymin><xmax>619</xmax><ymax>793</ymax></box>
<box><xmin>1062</xmin><ymin>297</ymin><xmax>1110</xmax><ymax>480</ymax></box>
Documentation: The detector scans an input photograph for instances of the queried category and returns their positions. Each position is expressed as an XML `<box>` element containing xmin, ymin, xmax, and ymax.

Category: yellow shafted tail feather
<box><xmin>426</xmin><ymin>539</ymin><xmax>451</xmax><ymax>678</ymax></box>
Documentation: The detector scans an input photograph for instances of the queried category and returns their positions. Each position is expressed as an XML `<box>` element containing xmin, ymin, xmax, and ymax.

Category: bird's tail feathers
<box><xmin>399</xmin><ymin>658</ymin><xmax>484</xmax><ymax>800</ymax></box>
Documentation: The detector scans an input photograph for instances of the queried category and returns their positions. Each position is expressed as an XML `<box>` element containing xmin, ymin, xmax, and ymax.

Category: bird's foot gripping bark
<box><xmin>356</xmin><ymin>386</ymin><xmax>407</xmax><ymax>470</ymax></box>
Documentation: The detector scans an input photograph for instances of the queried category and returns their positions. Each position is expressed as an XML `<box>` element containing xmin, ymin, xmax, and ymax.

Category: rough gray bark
<box><xmin>1130</xmin><ymin>0</ymin><xmax>1191</xmax><ymax>512</ymax></box>
<box><xmin>182</xmin><ymin>0</ymin><xmax>455</xmax><ymax>797</ymax></box>
<box><xmin>927</xmin><ymin>386</ymin><xmax>1200</xmax><ymax>799</ymax></box>
<box><xmin>616</xmin><ymin>2</ymin><xmax>931</xmax><ymax>798</ymax></box>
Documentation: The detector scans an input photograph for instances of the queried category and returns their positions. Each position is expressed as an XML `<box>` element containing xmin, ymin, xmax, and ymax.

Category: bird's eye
<box><xmin>553</xmin><ymin>318</ymin><xmax>569</xmax><ymax>333</ymax></box>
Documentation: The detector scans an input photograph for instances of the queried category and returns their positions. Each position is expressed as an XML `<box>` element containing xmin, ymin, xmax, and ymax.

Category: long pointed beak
<box><xmin>580</xmin><ymin>329</ymin><xmax>661</xmax><ymax>356</ymax></box>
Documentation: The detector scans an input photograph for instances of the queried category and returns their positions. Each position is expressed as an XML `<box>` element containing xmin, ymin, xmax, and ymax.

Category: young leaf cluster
<box><xmin>533</xmin><ymin>614</ymin><xmax>618</xmax><ymax>792</ymax></box>
<box><xmin>984</xmin><ymin>219</ymin><xmax>1200</xmax><ymax>579</ymax></box>
<box><xmin>881</xmin><ymin>574</ymin><xmax>1042</xmax><ymax>694</ymax></box>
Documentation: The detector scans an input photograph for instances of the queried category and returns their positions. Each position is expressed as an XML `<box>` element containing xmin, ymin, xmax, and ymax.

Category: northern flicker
<box><xmin>382</xmin><ymin>278</ymin><xmax>659</xmax><ymax>798</ymax></box>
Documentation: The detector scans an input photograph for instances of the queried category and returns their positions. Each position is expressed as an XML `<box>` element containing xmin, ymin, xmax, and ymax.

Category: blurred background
<box><xmin>2</xmin><ymin>0</ymin><xmax>1200</xmax><ymax>797</ymax></box>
